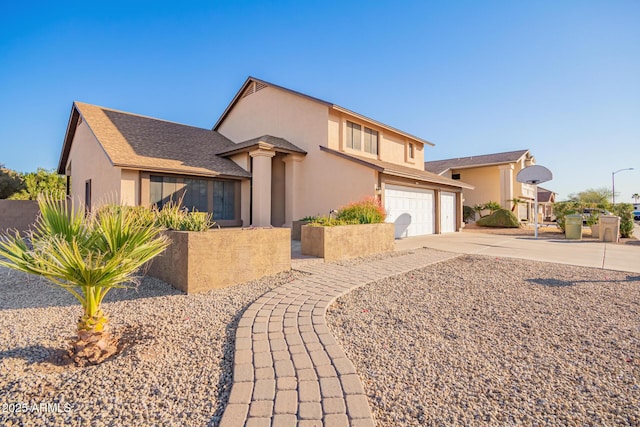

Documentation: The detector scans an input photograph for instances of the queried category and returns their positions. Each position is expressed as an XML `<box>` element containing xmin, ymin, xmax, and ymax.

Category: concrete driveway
<box><xmin>395</xmin><ymin>228</ymin><xmax>640</xmax><ymax>274</ymax></box>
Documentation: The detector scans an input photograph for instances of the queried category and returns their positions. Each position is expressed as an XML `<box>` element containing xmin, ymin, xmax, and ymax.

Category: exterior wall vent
<box><xmin>242</xmin><ymin>81</ymin><xmax>268</xmax><ymax>98</ymax></box>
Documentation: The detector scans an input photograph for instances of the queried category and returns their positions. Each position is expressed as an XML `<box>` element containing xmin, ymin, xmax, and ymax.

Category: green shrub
<box><xmin>611</xmin><ymin>203</ymin><xmax>634</xmax><ymax>238</ymax></box>
<box><xmin>483</xmin><ymin>201</ymin><xmax>501</xmax><ymax>215</ymax></box>
<box><xmin>463</xmin><ymin>205</ymin><xmax>476</xmax><ymax>223</ymax></box>
<box><xmin>299</xmin><ymin>215</ymin><xmax>319</xmax><ymax>222</ymax></box>
<box><xmin>476</xmin><ymin>209</ymin><xmax>520</xmax><ymax>228</ymax></box>
<box><xmin>307</xmin><ymin>217</ymin><xmax>358</xmax><ymax>227</ymax></box>
<box><xmin>336</xmin><ymin>197</ymin><xmax>386</xmax><ymax>224</ymax></box>
<box><xmin>553</xmin><ymin>201</ymin><xmax>582</xmax><ymax>232</ymax></box>
<box><xmin>153</xmin><ymin>201</ymin><xmax>214</xmax><ymax>231</ymax></box>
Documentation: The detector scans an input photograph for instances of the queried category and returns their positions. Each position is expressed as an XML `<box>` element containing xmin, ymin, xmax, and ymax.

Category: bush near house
<box><xmin>336</xmin><ymin>197</ymin><xmax>386</xmax><ymax>224</ymax></box>
<box><xmin>476</xmin><ymin>208</ymin><xmax>520</xmax><ymax>228</ymax></box>
<box><xmin>611</xmin><ymin>203</ymin><xmax>634</xmax><ymax>238</ymax></box>
<box><xmin>463</xmin><ymin>205</ymin><xmax>476</xmax><ymax>223</ymax></box>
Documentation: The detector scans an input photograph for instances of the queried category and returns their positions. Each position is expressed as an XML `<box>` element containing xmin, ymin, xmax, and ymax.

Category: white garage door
<box><xmin>440</xmin><ymin>192</ymin><xmax>456</xmax><ymax>233</ymax></box>
<box><xmin>384</xmin><ymin>185</ymin><xmax>435</xmax><ymax>238</ymax></box>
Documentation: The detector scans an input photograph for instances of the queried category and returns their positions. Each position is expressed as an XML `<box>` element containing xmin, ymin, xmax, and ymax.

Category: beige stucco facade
<box><xmin>216</xmin><ymin>84</ymin><xmax>453</xmax><ymax>229</ymax></box>
<box><xmin>65</xmin><ymin>120</ymin><xmax>122</xmax><ymax>209</ymax></box>
<box><xmin>60</xmin><ymin>77</ymin><xmax>468</xmax><ymax>235</ymax></box>
<box><xmin>440</xmin><ymin>154</ymin><xmax>536</xmax><ymax>221</ymax></box>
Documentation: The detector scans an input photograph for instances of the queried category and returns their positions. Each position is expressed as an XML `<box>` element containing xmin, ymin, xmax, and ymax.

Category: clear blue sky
<box><xmin>1</xmin><ymin>0</ymin><xmax>638</xmax><ymax>202</ymax></box>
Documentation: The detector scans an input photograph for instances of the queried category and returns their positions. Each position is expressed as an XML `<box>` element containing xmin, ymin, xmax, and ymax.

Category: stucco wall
<box><xmin>148</xmin><ymin>228</ymin><xmax>291</xmax><ymax>294</ymax></box>
<box><xmin>66</xmin><ymin>120</ymin><xmax>121</xmax><ymax>209</ymax></box>
<box><xmin>120</xmin><ymin>169</ymin><xmax>139</xmax><ymax>206</ymax></box>
<box><xmin>0</xmin><ymin>200</ymin><xmax>39</xmax><ymax>233</ymax></box>
<box><xmin>218</xmin><ymin>86</ymin><xmax>377</xmax><ymax>223</ymax></box>
<box><xmin>301</xmin><ymin>223</ymin><xmax>395</xmax><ymax>262</ymax></box>
<box><xmin>327</xmin><ymin>111</ymin><xmax>424</xmax><ymax>171</ymax></box>
<box><xmin>451</xmin><ymin>166</ymin><xmax>502</xmax><ymax>208</ymax></box>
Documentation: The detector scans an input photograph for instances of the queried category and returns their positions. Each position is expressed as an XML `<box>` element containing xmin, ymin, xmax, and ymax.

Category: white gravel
<box><xmin>327</xmin><ymin>254</ymin><xmax>640</xmax><ymax>426</ymax></box>
<box><xmin>0</xmin><ymin>266</ymin><xmax>304</xmax><ymax>426</ymax></box>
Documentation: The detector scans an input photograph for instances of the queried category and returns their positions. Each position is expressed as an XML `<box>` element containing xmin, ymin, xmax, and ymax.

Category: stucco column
<box><xmin>283</xmin><ymin>154</ymin><xmax>305</xmax><ymax>228</ymax></box>
<box><xmin>250</xmin><ymin>149</ymin><xmax>276</xmax><ymax>227</ymax></box>
<box><xmin>499</xmin><ymin>164</ymin><xmax>514</xmax><ymax>210</ymax></box>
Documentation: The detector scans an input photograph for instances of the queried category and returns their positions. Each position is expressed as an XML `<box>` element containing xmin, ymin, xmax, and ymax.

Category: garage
<box><xmin>384</xmin><ymin>185</ymin><xmax>435</xmax><ymax>238</ymax></box>
<box><xmin>440</xmin><ymin>191</ymin><xmax>456</xmax><ymax>233</ymax></box>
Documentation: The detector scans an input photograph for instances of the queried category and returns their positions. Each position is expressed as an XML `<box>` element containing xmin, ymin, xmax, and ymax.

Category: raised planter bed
<box><xmin>291</xmin><ymin>220</ymin><xmax>310</xmax><ymax>241</ymax></box>
<box><xmin>148</xmin><ymin>227</ymin><xmax>291</xmax><ymax>294</ymax></box>
<box><xmin>301</xmin><ymin>223</ymin><xmax>395</xmax><ymax>262</ymax></box>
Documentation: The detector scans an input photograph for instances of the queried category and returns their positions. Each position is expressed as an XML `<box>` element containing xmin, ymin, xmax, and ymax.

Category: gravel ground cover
<box><xmin>327</xmin><ymin>255</ymin><xmax>640</xmax><ymax>426</ymax></box>
<box><xmin>0</xmin><ymin>267</ymin><xmax>304</xmax><ymax>426</ymax></box>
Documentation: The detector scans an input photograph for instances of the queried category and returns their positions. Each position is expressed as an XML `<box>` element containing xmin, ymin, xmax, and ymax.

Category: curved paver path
<box><xmin>219</xmin><ymin>249</ymin><xmax>458</xmax><ymax>426</ymax></box>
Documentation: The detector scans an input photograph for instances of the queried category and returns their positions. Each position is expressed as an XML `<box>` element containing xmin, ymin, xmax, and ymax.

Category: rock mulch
<box><xmin>0</xmin><ymin>267</ymin><xmax>304</xmax><ymax>426</ymax></box>
<box><xmin>326</xmin><ymin>254</ymin><xmax>640</xmax><ymax>426</ymax></box>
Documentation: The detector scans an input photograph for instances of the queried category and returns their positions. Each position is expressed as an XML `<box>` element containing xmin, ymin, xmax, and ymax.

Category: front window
<box><xmin>364</xmin><ymin>128</ymin><xmax>378</xmax><ymax>155</ymax></box>
<box><xmin>149</xmin><ymin>175</ymin><xmax>239</xmax><ymax>223</ymax></box>
<box><xmin>150</xmin><ymin>176</ymin><xmax>179</xmax><ymax>209</ymax></box>
<box><xmin>213</xmin><ymin>181</ymin><xmax>235</xmax><ymax>220</ymax></box>
<box><xmin>408</xmin><ymin>143</ymin><xmax>415</xmax><ymax>159</ymax></box>
<box><xmin>346</xmin><ymin>121</ymin><xmax>362</xmax><ymax>150</ymax></box>
<box><xmin>183</xmin><ymin>179</ymin><xmax>208</xmax><ymax>212</ymax></box>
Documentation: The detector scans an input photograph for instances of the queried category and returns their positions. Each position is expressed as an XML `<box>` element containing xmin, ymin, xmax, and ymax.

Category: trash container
<box><xmin>599</xmin><ymin>215</ymin><xmax>620</xmax><ymax>242</ymax></box>
<box><xmin>565</xmin><ymin>214</ymin><xmax>583</xmax><ymax>240</ymax></box>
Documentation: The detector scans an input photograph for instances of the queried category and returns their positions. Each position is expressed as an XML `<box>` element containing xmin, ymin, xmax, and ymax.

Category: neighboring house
<box><xmin>537</xmin><ymin>187</ymin><xmax>556</xmax><ymax>222</ymax></box>
<box><xmin>424</xmin><ymin>149</ymin><xmax>538</xmax><ymax>221</ymax></box>
<box><xmin>58</xmin><ymin>77</ymin><xmax>472</xmax><ymax>238</ymax></box>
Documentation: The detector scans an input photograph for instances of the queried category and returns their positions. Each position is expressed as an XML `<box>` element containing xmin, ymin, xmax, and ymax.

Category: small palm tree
<box><xmin>632</xmin><ymin>193</ymin><xmax>640</xmax><ymax>204</ymax></box>
<box><xmin>0</xmin><ymin>195</ymin><xmax>168</xmax><ymax>365</ymax></box>
<box><xmin>508</xmin><ymin>198</ymin><xmax>524</xmax><ymax>212</ymax></box>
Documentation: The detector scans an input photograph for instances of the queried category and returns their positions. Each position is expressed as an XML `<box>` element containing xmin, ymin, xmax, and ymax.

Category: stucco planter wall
<box><xmin>291</xmin><ymin>220</ymin><xmax>310</xmax><ymax>241</ymax></box>
<box><xmin>301</xmin><ymin>223</ymin><xmax>395</xmax><ymax>262</ymax></box>
<box><xmin>148</xmin><ymin>227</ymin><xmax>291</xmax><ymax>294</ymax></box>
<box><xmin>0</xmin><ymin>200</ymin><xmax>39</xmax><ymax>233</ymax></box>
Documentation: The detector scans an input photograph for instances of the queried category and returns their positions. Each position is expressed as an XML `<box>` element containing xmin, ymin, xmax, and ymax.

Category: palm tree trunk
<box><xmin>72</xmin><ymin>300</ymin><xmax>118</xmax><ymax>366</ymax></box>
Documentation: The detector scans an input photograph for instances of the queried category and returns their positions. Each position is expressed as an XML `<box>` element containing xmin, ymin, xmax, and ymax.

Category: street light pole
<box><xmin>612</xmin><ymin>168</ymin><xmax>634</xmax><ymax>205</ymax></box>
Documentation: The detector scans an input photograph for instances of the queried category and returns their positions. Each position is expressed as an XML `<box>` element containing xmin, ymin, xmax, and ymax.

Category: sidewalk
<box><xmin>394</xmin><ymin>231</ymin><xmax>640</xmax><ymax>273</ymax></box>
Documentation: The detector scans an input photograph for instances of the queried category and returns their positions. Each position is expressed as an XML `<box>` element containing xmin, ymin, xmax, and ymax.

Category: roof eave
<box><xmin>113</xmin><ymin>163</ymin><xmax>251</xmax><ymax>179</ymax></box>
<box><xmin>57</xmin><ymin>103</ymin><xmax>80</xmax><ymax>174</ymax></box>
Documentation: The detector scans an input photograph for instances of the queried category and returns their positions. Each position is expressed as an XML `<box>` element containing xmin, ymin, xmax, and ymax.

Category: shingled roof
<box><xmin>216</xmin><ymin>135</ymin><xmax>306</xmax><ymax>157</ymax></box>
<box><xmin>58</xmin><ymin>102</ymin><xmax>251</xmax><ymax>178</ymax></box>
<box><xmin>424</xmin><ymin>149</ymin><xmax>530</xmax><ymax>175</ymax></box>
<box><xmin>320</xmin><ymin>146</ymin><xmax>474</xmax><ymax>190</ymax></box>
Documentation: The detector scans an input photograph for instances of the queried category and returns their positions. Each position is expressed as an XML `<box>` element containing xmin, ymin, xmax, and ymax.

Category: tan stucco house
<box><xmin>537</xmin><ymin>187</ymin><xmax>556</xmax><ymax>221</ymax></box>
<box><xmin>58</xmin><ymin>77</ymin><xmax>471</xmax><ymax>238</ymax></box>
<box><xmin>424</xmin><ymin>149</ymin><xmax>539</xmax><ymax>221</ymax></box>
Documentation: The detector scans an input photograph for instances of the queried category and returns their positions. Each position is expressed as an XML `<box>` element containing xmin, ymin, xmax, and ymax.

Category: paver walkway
<box><xmin>219</xmin><ymin>249</ymin><xmax>458</xmax><ymax>427</ymax></box>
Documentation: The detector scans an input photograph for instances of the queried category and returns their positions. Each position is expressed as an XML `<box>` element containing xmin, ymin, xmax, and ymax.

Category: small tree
<box><xmin>553</xmin><ymin>200</ymin><xmax>582</xmax><ymax>232</ymax></box>
<box><xmin>611</xmin><ymin>203</ymin><xmax>634</xmax><ymax>238</ymax></box>
<box><xmin>483</xmin><ymin>201</ymin><xmax>501</xmax><ymax>215</ymax></box>
<box><xmin>0</xmin><ymin>165</ymin><xmax>25</xmax><ymax>199</ymax></box>
<box><xmin>632</xmin><ymin>193</ymin><xmax>640</xmax><ymax>204</ymax></box>
<box><xmin>9</xmin><ymin>168</ymin><xmax>65</xmax><ymax>200</ymax></box>
<box><xmin>508</xmin><ymin>198</ymin><xmax>525</xmax><ymax>212</ymax></box>
<box><xmin>0</xmin><ymin>196</ymin><xmax>168</xmax><ymax>366</ymax></box>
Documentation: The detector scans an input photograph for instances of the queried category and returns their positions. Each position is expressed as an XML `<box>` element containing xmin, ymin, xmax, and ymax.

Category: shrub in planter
<box><xmin>611</xmin><ymin>203</ymin><xmax>634</xmax><ymax>238</ymax></box>
<box><xmin>476</xmin><ymin>208</ymin><xmax>520</xmax><ymax>228</ymax></box>
<box><xmin>336</xmin><ymin>197</ymin><xmax>386</xmax><ymax>224</ymax></box>
<box><xmin>153</xmin><ymin>201</ymin><xmax>214</xmax><ymax>231</ymax></box>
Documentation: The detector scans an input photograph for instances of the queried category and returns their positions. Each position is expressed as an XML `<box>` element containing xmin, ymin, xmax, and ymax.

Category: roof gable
<box><xmin>58</xmin><ymin>102</ymin><xmax>250</xmax><ymax>178</ymax></box>
<box><xmin>214</xmin><ymin>76</ymin><xmax>434</xmax><ymax>147</ymax></box>
<box><xmin>424</xmin><ymin>149</ymin><xmax>531</xmax><ymax>175</ymax></box>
